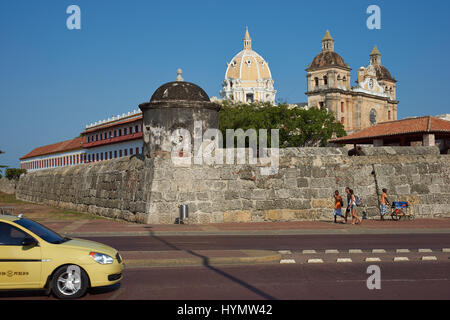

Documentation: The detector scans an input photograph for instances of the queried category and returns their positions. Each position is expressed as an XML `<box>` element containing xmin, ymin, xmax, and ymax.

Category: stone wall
<box><xmin>16</xmin><ymin>147</ymin><xmax>450</xmax><ymax>224</ymax></box>
<box><xmin>16</xmin><ymin>156</ymin><xmax>149</xmax><ymax>223</ymax></box>
<box><xmin>0</xmin><ymin>178</ymin><xmax>17</xmax><ymax>194</ymax></box>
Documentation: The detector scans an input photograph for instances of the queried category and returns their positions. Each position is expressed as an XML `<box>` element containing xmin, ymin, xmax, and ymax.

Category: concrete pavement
<box><xmin>45</xmin><ymin>217</ymin><xmax>450</xmax><ymax>237</ymax></box>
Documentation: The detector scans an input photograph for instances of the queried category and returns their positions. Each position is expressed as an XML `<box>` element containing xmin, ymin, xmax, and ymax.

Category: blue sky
<box><xmin>1</xmin><ymin>0</ymin><xmax>449</xmax><ymax>169</ymax></box>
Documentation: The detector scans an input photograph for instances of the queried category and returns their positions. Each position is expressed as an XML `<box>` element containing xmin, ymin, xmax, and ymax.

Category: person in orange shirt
<box><xmin>380</xmin><ymin>188</ymin><xmax>390</xmax><ymax>221</ymax></box>
<box><xmin>334</xmin><ymin>190</ymin><xmax>346</xmax><ymax>223</ymax></box>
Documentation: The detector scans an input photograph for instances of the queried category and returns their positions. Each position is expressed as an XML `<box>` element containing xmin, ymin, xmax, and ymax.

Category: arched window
<box><xmin>370</xmin><ymin>109</ymin><xmax>377</xmax><ymax>125</ymax></box>
<box><xmin>323</xmin><ymin>76</ymin><xmax>328</xmax><ymax>86</ymax></box>
<box><xmin>314</xmin><ymin>77</ymin><xmax>319</xmax><ymax>87</ymax></box>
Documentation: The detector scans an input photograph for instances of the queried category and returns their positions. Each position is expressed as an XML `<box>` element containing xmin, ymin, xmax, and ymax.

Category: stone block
<box><xmin>223</xmin><ymin>210</ymin><xmax>252</xmax><ymax>223</ymax></box>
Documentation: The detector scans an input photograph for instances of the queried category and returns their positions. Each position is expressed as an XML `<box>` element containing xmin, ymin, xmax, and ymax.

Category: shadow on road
<box><xmin>0</xmin><ymin>282</ymin><xmax>120</xmax><ymax>300</ymax></box>
<box><xmin>149</xmin><ymin>231</ymin><xmax>277</xmax><ymax>300</ymax></box>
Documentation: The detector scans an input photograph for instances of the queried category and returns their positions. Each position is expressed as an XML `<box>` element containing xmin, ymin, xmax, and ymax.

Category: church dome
<box><xmin>307</xmin><ymin>30</ymin><xmax>350</xmax><ymax>71</ymax></box>
<box><xmin>225</xmin><ymin>49</ymin><xmax>272</xmax><ymax>82</ymax></box>
<box><xmin>308</xmin><ymin>51</ymin><xmax>348</xmax><ymax>70</ymax></box>
<box><xmin>221</xmin><ymin>27</ymin><xmax>276</xmax><ymax>104</ymax></box>
<box><xmin>373</xmin><ymin>65</ymin><xmax>396</xmax><ymax>82</ymax></box>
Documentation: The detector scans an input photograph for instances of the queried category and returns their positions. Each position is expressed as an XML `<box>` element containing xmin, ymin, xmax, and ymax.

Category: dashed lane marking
<box><xmin>418</xmin><ymin>249</ymin><xmax>433</xmax><ymax>253</ymax></box>
<box><xmin>278</xmin><ymin>250</ymin><xmax>292</xmax><ymax>255</ymax></box>
<box><xmin>303</xmin><ymin>250</ymin><xmax>317</xmax><ymax>254</ymax></box>
<box><xmin>280</xmin><ymin>259</ymin><xmax>296</xmax><ymax>264</ymax></box>
<box><xmin>372</xmin><ymin>249</ymin><xmax>386</xmax><ymax>253</ymax></box>
<box><xmin>365</xmin><ymin>257</ymin><xmax>381</xmax><ymax>262</ymax></box>
<box><xmin>337</xmin><ymin>258</ymin><xmax>352</xmax><ymax>263</ymax></box>
<box><xmin>325</xmin><ymin>249</ymin><xmax>339</xmax><ymax>254</ymax></box>
<box><xmin>349</xmin><ymin>249</ymin><xmax>363</xmax><ymax>254</ymax></box>
<box><xmin>307</xmin><ymin>259</ymin><xmax>324</xmax><ymax>264</ymax></box>
<box><xmin>422</xmin><ymin>256</ymin><xmax>438</xmax><ymax>261</ymax></box>
<box><xmin>394</xmin><ymin>257</ymin><xmax>410</xmax><ymax>262</ymax></box>
<box><xmin>396</xmin><ymin>249</ymin><xmax>410</xmax><ymax>253</ymax></box>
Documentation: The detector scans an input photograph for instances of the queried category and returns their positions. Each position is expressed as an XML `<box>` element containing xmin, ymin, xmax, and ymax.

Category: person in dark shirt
<box><xmin>344</xmin><ymin>187</ymin><xmax>351</xmax><ymax>223</ymax></box>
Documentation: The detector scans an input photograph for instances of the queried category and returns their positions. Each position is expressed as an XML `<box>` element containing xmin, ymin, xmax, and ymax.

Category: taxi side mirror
<box><xmin>22</xmin><ymin>237</ymin><xmax>38</xmax><ymax>247</ymax></box>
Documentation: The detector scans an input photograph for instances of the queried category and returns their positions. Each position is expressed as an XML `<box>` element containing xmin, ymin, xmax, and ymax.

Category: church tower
<box><xmin>306</xmin><ymin>32</ymin><xmax>399</xmax><ymax>134</ymax></box>
<box><xmin>306</xmin><ymin>30</ymin><xmax>351</xmax><ymax>123</ymax></box>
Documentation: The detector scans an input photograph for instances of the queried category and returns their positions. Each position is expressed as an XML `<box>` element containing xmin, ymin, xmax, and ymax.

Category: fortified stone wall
<box><xmin>0</xmin><ymin>178</ymin><xmax>17</xmax><ymax>195</ymax></box>
<box><xmin>16</xmin><ymin>147</ymin><xmax>450</xmax><ymax>224</ymax></box>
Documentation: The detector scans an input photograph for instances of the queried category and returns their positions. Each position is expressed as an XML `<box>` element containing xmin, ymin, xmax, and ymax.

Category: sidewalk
<box><xmin>39</xmin><ymin>217</ymin><xmax>450</xmax><ymax>237</ymax></box>
<box><xmin>3</xmin><ymin>193</ymin><xmax>450</xmax><ymax>237</ymax></box>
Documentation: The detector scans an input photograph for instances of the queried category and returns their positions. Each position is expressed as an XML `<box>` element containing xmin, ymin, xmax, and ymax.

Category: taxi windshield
<box><xmin>14</xmin><ymin>218</ymin><xmax>71</xmax><ymax>244</ymax></box>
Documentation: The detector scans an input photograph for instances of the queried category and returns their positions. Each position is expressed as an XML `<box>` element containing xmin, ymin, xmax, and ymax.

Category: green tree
<box><xmin>218</xmin><ymin>102</ymin><xmax>346</xmax><ymax>148</ymax></box>
<box><xmin>5</xmin><ymin>168</ymin><xmax>26</xmax><ymax>181</ymax></box>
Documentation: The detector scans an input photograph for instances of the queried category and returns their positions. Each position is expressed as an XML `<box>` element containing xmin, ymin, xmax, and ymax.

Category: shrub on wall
<box><xmin>5</xmin><ymin>168</ymin><xmax>26</xmax><ymax>181</ymax></box>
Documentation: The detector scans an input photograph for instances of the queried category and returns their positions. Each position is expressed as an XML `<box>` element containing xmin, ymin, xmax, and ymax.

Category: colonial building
<box><xmin>82</xmin><ymin>109</ymin><xmax>143</xmax><ymax>162</ymax></box>
<box><xmin>20</xmin><ymin>110</ymin><xmax>144</xmax><ymax>172</ymax></box>
<box><xmin>306</xmin><ymin>31</ymin><xmax>399</xmax><ymax>134</ymax></box>
<box><xmin>220</xmin><ymin>27</ymin><xmax>276</xmax><ymax>104</ymax></box>
<box><xmin>20</xmin><ymin>137</ymin><xmax>85</xmax><ymax>172</ymax></box>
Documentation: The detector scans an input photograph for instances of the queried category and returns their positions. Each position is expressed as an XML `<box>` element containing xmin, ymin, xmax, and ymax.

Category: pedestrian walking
<box><xmin>349</xmin><ymin>189</ymin><xmax>362</xmax><ymax>225</ymax></box>
<box><xmin>333</xmin><ymin>190</ymin><xmax>346</xmax><ymax>223</ymax></box>
<box><xmin>380</xmin><ymin>188</ymin><xmax>390</xmax><ymax>221</ymax></box>
<box><xmin>344</xmin><ymin>187</ymin><xmax>351</xmax><ymax>222</ymax></box>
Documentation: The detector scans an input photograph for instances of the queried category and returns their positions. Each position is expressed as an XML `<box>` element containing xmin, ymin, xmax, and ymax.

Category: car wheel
<box><xmin>51</xmin><ymin>265</ymin><xmax>89</xmax><ymax>299</ymax></box>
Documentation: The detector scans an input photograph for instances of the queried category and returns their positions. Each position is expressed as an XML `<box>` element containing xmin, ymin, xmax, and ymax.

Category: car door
<box><xmin>0</xmin><ymin>222</ymin><xmax>42</xmax><ymax>289</ymax></box>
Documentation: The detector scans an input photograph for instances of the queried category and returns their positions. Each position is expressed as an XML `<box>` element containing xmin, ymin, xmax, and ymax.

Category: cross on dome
<box><xmin>176</xmin><ymin>68</ymin><xmax>184</xmax><ymax>82</ymax></box>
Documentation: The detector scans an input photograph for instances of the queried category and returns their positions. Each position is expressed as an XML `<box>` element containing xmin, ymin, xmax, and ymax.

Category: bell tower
<box><xmin>370</xmin><ymin>45</ymin><xmax>381</xmax><ymax>66</ymax></box>
<box><xmin>322</xmin><ymin>30</ymin><xmax>334</xmax><ymax>52</ymax></box>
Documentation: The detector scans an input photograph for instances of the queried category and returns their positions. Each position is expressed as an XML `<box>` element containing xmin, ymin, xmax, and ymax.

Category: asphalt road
<box><xmin>2</xmin><ymin>262</ymin><xmax>449</xmax><ymax>300</ymax></box>
<box><xmin>82</xmin><ymin>233</ymin><xmax>450</xmax><ymax>252</ymax></box>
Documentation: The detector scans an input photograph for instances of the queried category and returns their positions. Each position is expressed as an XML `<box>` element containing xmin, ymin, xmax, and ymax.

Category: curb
<box><xmin>122</xmin><ymin>250</ymin><xmax>282</xmax><ymax>268</ymax></box>
<box><xmin>63</xmin><ymin>228</ymin><xmax>450</xmax><ymax>238</ymax></box>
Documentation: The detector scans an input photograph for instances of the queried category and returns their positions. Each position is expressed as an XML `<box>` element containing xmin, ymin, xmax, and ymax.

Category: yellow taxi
<box><xmin>0</xmin><ymin>214</ymin><xmax>124</xmax><ymax>299</ymax></box>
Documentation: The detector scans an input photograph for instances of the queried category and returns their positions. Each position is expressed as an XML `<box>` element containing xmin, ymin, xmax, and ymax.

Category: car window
<box><xmin>13</xmin><ymin>218</ymin><xmax>68</xmax><ymax>244</ymax></box>
<box><xmin>0</xmin><ymin>222</ymin><xmax>30</xmax><ymax>246</ymax></box>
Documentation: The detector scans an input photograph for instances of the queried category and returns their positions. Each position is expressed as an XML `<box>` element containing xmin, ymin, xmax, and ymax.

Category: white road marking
<box><xmin>396</xmin><ymin>249</ymin><xmax>410</xmax><ymax>253</ymax></box>
<box><xmin>372</xmin><ymin>249</ymin><xmax>386</xmax><ymax>253</ymax></box>
<box><xmin>421</xmin><ymin>256</ymin><xmax>438</xmax><ymax>261</ymax></box>
<box><xmin>337</xmin><ymin>258</ymin><xmax>352</xmax><ymax>263</ymax></box>
<box><xmin>418</xmin><ymin>249</ymin><xmax>433</xmax><ymax>253</ymax></box>
<box><xmin>280</xmin><ymin>259</ymin><xmax>296</xmax><ymax>264</ymax></box>
<box><xmin>307</xmin><ymin>259</ymin><xmax>324</xmax><ymax>264</ymax></box>
<box><xmin>303</xmin><ymin>250</ymin><xmax>317</xmax><ymax>254</ymax></box>
<box><xmin>443</xmin><ymin>248</ymin><xmax>450</xmax><ymax>253</ymax></box>
<box><xmin>394</xmin><ymin>257</ymin><xmax>409</xmax><ymax>262</ymax></box>
<box><xmin>278</xmin><ymin>250</ymin><xmax>292</xmax><ymax>255</ymax></box>
<box><xmin>349</xmin><ymin>249</ymin><xmax>363</xmax><ymax>254</ymax></box>
<box><xmin>325</xmin><ymin>249</ymin><xmax>339</xmax><ymax>254</ymax></box>
<box><xmin>365</xmin><ymin>257</ymin><xmax>381</xmax><ymax>262</ymax></box>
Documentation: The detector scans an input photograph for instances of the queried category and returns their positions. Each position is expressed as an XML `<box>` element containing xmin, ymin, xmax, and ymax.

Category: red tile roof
<box><xmin>330</xmin><ymin>116</ymin><xmax>450</xmax><ymax>144</ymax></box>
<box><xmin>20</xmin><ymin>137</ymin><xmax>85</xmax><ymax>160</ymax></box>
